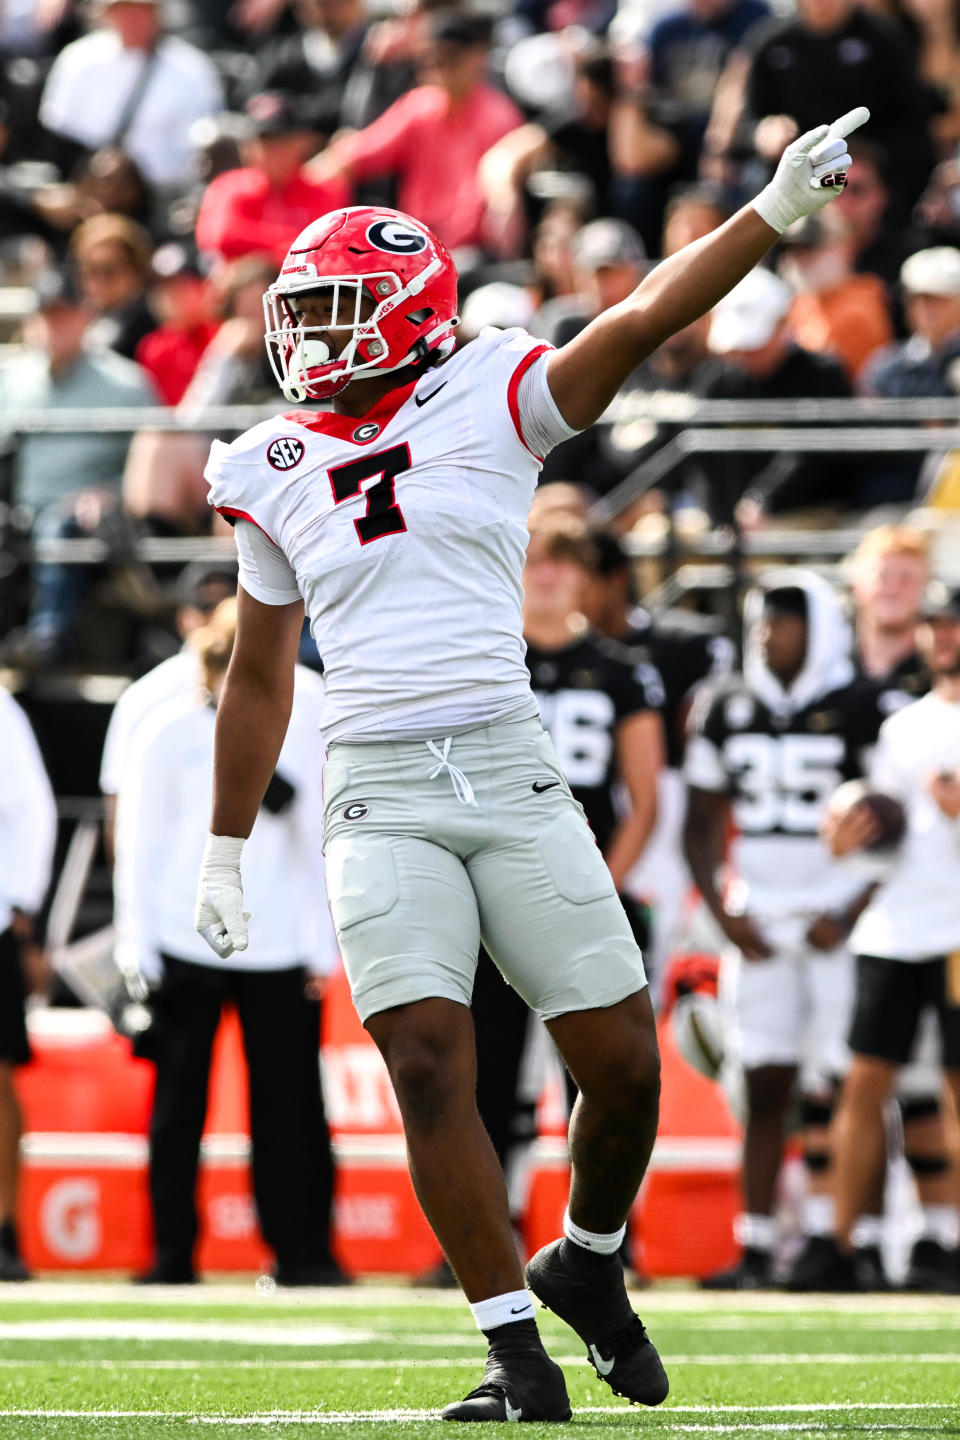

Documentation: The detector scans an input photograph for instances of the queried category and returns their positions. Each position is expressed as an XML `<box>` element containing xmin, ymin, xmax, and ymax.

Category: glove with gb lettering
<box><xmin>753</xmin><ymin>107</ymin><xmax>870</xmax><ymax>234</ymax></box>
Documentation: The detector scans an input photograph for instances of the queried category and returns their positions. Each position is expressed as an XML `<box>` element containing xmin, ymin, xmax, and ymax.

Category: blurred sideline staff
<box><xmin>99</xmin><ymin>563</ymin><xmax>239</xmax><ymax>861</ymax></box>
<box><xmin>112</xmin><ymin>602</ymin><xmax>343</xmax><ymax>1286</ymax></box>
<box><xmin>0</xmin><ymin>688</ymin><xmax>57</xmax><ymax>1281</ymax></box>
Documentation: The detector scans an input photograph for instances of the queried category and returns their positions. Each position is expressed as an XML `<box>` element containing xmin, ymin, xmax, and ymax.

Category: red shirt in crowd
<box><xmin>195</xmin><ymin>168</ymin><xmax>351</xmax><ymax>265</ymax></box>
<box><xmin>339</xmin><ymin>83</ymin><xmax>522</xmax><ymax>251</ymax></box>
<box><xmin>136</xmin><ymin>321</ymin><xmax>221</xmax><ymax>404</ymax></box>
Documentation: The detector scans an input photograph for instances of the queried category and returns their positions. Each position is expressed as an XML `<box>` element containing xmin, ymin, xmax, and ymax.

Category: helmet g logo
<box><xmin>367</xmin><ymin>221</ymin><xmax>427</xmax><ymax>255</ymax></box>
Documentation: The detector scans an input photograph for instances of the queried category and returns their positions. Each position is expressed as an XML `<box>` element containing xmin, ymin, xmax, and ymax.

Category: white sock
<box><xmin>919</xmin><ymin>1205</ymin><xmax>959</xmax><ymax>1250</ymax></box>
<box><xmin>469</xmin><ymin>1289</ymin><xmax>535</xmax><ymax>1332</ymax></box>
<box><xmin>733</xmin><ymin>1213</ymin><xmax>777</xmax><ymax>1252</ymax></box>
<box><xmin>802</xmin><ymin>1193</ymin><xmax>835</xmax><ymax>1238</ymax></box>
<box><xmin>851</xmin><ymin>1214</ymin><xmax>883</xmax><ymax>1249</ymax></box>
<box><xmin>563</xmin><ymin>1208</ymin><xmax>626</xmax><ymax>1256</ymax></box>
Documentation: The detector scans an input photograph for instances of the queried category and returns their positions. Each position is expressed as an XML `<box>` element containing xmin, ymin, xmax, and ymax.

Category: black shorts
<box><xmin>0</xmin><ymin>927</ymin><xmax>30</xmax><ymax>1066</ymax></box>
<box><xmin>849</xmin><ymin>953</ymin><xmax>960</xmax><ymax>1070</ymax></box>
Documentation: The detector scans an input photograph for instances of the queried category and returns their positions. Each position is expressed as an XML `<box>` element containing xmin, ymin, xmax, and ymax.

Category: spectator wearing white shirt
<box><xmin>114</xmin><ymin>604</ymin><xmax>343</xmax><ymax>1285</ymax></box>
<box><xmin>0</xmin><ymin>688</ymin><xmax>57</xmax><ymax>1281</ymax></box>
<box><xmin>39</xmin><ymin>0</ymin><xmax>224</xmax><ymax>192</ymax></box>
<box><xmin>826</xmin><ymin>581</ymin><xmax>960</xmax><ymax>1294</ymax></box>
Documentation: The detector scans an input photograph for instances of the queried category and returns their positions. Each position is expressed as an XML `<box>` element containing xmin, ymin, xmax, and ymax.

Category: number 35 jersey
<box><xmin>685</xmin><ymin>674</ymin><xmax>888</xmax><ymax>916</ymax></box>
<box><xmin>205</xmin><ymin>328</ymin><xmax>567</xmax><ymax>744</ymax></box>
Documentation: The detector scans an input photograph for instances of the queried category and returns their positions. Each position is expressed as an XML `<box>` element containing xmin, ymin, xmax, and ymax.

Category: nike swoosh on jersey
<box><xmin>589</xmin><ymin>1344</ymin><xmax>615</xmax><ymax>1376</ymax></box>
<box><xmin>532</xmin><ymin>780</ymin><xmax>560</xmax><ymax>793</ymax></box>
<box><xmin>505</xmin><ymin>1399</ymin><xmax>523</xmax><ymax>1421</ymax></box>
<box><xmin>414</xmin><ymin>382</ymin><xmax>448</xmax><ymax>407</ymax></box>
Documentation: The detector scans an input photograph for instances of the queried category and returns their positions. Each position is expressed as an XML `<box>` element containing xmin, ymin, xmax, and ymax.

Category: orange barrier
<box><xmin>17</xmin><ymin>969</ymin><xmax>741</xmax><ymax>1276</ymax></box>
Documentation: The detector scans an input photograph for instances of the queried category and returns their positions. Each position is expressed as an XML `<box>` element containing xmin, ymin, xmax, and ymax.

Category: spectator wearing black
<box><xmin>70</xmin><ymin>213</ymin><xmax>156</xmax><ymax>362</ymax></box>
<box><xmin>0</xmin><ymin>687</ymin><xmax>57</xmax><ymax>1280</ymax></box>
<box><xmin>480</xmin><ymin>45</ymin><xmax>618</xmax><ymax>255</ymax></box>
<box><xmin>697</xmin><ymin>266</ymin><xmax>853</xmax><ymax>525</ymax></box>
<box><xmin>246</xmin><ymin>0</ymin><xmax>370</xmax><ymax>135</ymax></box>
<box><xmin>739</xmin><ymin>0</ymin><xmax>936</xmax><ymax>227</ymax></box>
<box><xmin>611</xmin><ymin>0</ymin><xmax>768</xmax><ymax>246</ymax></box>
<box><xmin>827</xmin><ymin>140</ymin><xmax>920</xmax><ymax>293</ymax></box>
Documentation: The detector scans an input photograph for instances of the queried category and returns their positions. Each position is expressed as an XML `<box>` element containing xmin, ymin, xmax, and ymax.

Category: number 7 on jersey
<box><xmin>328</xmin><ymin>444</ymin><xmax>411</xmax><ymax>545</ymax></box>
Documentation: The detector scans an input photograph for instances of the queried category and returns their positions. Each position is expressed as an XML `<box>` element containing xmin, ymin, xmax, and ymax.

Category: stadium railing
<box><xmin>4</xmin><ymin>396</ymin><xmax>960</xmax><ymax>572</ymax></box>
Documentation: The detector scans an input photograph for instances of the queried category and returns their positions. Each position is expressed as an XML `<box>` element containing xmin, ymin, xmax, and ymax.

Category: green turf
<box><xmin>0</xmin><ymin>1283</ymin><xmax>957</xmax><ymax>1438</ymax></box>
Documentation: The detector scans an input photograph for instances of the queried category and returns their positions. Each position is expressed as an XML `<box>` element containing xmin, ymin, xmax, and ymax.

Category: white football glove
<box><xmin>195</xmin><ymin>834</ymin><xmax>250</xmax><ymax>959</ymax></box>
<box><xmin>753</xmin><ymin>106</ymin><xmax>870</xmax><ymax>235</ymax></box>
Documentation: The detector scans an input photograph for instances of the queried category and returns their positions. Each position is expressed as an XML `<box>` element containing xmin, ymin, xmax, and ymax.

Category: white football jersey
<box><xmin>206</xmin><ymin>327</ymin><xmax>568</xmax><ymax>743</ymax></box>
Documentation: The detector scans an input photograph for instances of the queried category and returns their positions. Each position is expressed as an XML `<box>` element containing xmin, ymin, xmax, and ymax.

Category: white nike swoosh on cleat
<box><xmin>505</xmin><ymin>1399</ymin><xmax>522</xmax><ymax>1421</ymax></box>
<box><xmin>589</xmin><ymin>1344</ymin><xmax>615</xmax><ymax>1376</ymax></box>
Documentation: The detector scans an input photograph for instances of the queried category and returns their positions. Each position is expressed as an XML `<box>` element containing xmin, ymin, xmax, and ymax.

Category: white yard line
<box><xmin>3</xmin><ymin>1281</ymin><xmax>959</xmax><ymax>1316</ymax></box>
<box><xmin>0</xmin><ymin>1403</ymin><xmax>957</xmax><ymax>1423</ymax></box>
<box><xmin>0</xmin><ymin>1353</ymin><xmax>955</xmax><ymax>1369</ymax></box>
<box><xmin>0</xmin><ymin>1321</ymin><xmax>376</xmax><ymax>1344</ymax></box>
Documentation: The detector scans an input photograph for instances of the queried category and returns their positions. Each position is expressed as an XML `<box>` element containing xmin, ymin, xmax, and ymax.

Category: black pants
<box><xmin>148</xmin><ymin>955</ymin><xmax>335</xmax><ymax>1273</ymax></box>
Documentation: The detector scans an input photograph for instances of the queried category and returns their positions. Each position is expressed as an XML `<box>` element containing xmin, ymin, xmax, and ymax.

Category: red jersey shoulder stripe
<box><xmin>214</xmin><ymin>505</ymin><xmax>279</xmax><ymax>548</ymax></box>
<box><xmin>506</xmin><ymin>343</ymin><xmax>552</xmax><ymax>461</ymax></box>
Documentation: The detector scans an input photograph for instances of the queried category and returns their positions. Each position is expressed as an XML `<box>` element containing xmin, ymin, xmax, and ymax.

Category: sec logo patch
<box><xmin>267</xmin><ymin>436</ymin><xmax>305</xmax><ymax>471</ymax></box>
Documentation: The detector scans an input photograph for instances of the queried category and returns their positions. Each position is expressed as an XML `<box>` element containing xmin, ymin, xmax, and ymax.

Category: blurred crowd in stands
<box><xmin>2</xmin><ymin>0</ymin><xmax>960</xmax><ymax>666</ymax></box>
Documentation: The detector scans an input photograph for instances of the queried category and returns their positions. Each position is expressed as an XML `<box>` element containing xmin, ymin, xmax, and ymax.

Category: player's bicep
<box><xmin>234</xmin><ymin>517</ymin><xmax>301</xmax><ymax>606</ymax></box>
<box><xmin>544</xmin><ymin>302</ymin><xmax>650</xmax><ymax>431</ymax></box>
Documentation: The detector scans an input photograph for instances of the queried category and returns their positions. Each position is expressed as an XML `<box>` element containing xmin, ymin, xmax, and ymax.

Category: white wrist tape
<box><xmin>200</xmin><ymin>833</ymin><xmax>245</xmax><ymax>877</ymax></box>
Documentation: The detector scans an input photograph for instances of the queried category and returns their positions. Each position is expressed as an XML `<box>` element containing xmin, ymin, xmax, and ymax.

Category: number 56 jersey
<box><xmin>205</xmin><ymin>327</ymin><xmax>569</xmax><ymax>744</ymax></box>
<box><xmin>685</xmin><ymin>671</ymin><xmax>889</xmax><ymax>919</ymax></box>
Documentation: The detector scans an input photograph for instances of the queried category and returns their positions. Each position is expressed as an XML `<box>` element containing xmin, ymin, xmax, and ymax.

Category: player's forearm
<box><xmin>628</xmin><ymin>206</ymin><xmax>776</xmax><ymax>356</ymax></box>
<box><xmin>210</xmin><ymin>667</ymin><xmax>294</xmax><ymax>839</ymax></box>
<box><xmin>682</xmin><ymin>814</ymin><xmax>727</xmax><ymax>923</ymax></box>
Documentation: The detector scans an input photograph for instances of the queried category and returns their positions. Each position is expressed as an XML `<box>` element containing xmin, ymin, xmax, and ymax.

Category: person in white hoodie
<box><xmin>113</xmin><ymin>603</ymin><xmax>343</xmax><ymax>1285</ymax></box>
<box><xmin>683</xmin><ymin>569</ymin><xmax>886</xmax><ymax>1290</ymax></box>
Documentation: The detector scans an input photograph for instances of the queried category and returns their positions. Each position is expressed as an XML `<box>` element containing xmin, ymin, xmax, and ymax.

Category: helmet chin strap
<box><xmin>283</xmin><ymin>336</ymin><xmax>335</xmax><ymax>402</ymax></box>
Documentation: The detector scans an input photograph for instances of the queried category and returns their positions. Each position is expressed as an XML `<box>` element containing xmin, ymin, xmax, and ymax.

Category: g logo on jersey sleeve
<box><xmin>366</xmin><ymin>220</ymin><xmax>427</xmax><ymax>255</ymax></box>
<box><xmin>267</xmin><ymin>437</ymin><xmax>306</xmax><ymax>471</ymax></box>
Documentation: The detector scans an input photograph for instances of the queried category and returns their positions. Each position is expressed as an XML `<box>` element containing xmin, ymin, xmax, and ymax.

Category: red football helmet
<box><xmin>264</xmin><ymin>206</ymin><xmax>459</xmax><ymax>402</ymax></box>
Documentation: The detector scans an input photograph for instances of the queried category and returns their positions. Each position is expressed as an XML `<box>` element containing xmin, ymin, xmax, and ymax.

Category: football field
<box><xmin>0</xmin><ymin>1282</ymin><xmax>957</xmax><ymax>1438</ymax></box>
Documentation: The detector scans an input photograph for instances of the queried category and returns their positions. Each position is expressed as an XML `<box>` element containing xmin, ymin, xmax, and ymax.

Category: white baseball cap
<box><xmin>708</xmin><ymin>267</ymin><xmax>792</xmax><ymax>354</ymax></box>
<box><xmin>900</xmin><ymin>247</ymin><xmax>960</xmax><ymax>297</ymax></box>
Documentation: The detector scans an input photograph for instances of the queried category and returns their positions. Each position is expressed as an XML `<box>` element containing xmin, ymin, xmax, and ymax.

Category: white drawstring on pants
<box><xmin>426</xmin><ymin>737</ymin><xmax>478</xmax><ymax>807</ymax></box>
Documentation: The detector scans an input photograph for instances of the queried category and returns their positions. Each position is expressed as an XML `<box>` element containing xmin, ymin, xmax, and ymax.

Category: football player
<box><xmin>194</xmin><ymin>107</ymin><xmax>867</xmax><ymax>1421</ymax></box>
<box><xmin>825</xmin><ymin>582</ymin><xmax>960</xmax><ymax>1295</ymax></box>
<box><xmin>523</xmin><ymin>519</ymin><xmax>663</xmax><ymax>923</ymax></box>
<box><xmin>683</xmin><ymin>571</ymin><xmax>884</xmax><ymax>1290</ymax></box>
<box><xmin>844</xmin><ymin>525</ymin><xmax>959</xmax><ymax>1292</ymax></box>
<box><xmin>581</xmin><ymin>529</ymin><xmax>734</xmax><ymax>985</ymax></box>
